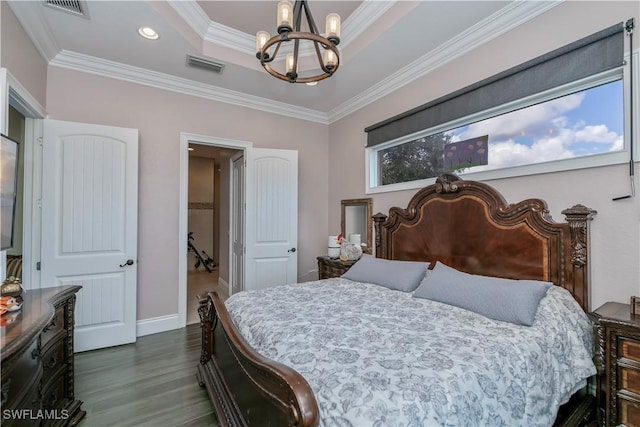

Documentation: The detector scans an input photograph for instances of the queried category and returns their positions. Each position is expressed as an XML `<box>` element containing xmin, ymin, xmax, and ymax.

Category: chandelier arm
<box><xmin>293</xmin><ymin>1</ymin><xmax>304</xmax><ymax>32</ymax></box>
<box><xmin>260</xmin><ymin>38</ymin><xmax>283</xmax><ymax>65</ymax></box>
<box><xmin>289</xmin><ymin>38</ymin><xmax>301</xmax><ymax>82</ymax></box>
<box><xmin>263</xmin><ymin>63</ymin><xmax>293</xmax><ymax>82</ymax></box>
<box><xmin>301</xmin><ymin>0</ymin><xmax>320</xmax><ymax>35</ymax></box>
<box><xmin>312</xmin><ymin>40</ymin><xmax>325</xmax><ymax>71</ymax></box>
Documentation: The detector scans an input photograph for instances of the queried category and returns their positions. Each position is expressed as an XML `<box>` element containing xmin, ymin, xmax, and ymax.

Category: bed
<box><xmin>196</xmin><ymin>173</ymin><xmax>597</xmax><ymax>426</ymax></box>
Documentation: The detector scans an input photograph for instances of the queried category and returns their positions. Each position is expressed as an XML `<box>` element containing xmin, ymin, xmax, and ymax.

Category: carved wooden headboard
<box><xmin>373</xmin><ymin>174</ymin><xmax>596</xmax><ymax>311</ymax></box>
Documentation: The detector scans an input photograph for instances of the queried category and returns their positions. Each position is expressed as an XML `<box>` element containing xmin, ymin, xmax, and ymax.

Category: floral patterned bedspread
<box><xmin>225</xmin><ymin>279</ymin><xmax>596</xmax><ymax>427</ymax></box>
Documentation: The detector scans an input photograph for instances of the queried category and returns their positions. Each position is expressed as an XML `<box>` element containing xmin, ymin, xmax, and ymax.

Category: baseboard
<box><xmin>136</xmin><ymin>314</ymin><xmax>181</xmax><ymax>337</ymax></box>
<box><xmin>219</xmin><ymin>277</ymin><xmax>230</xmax><ymax>295</ymax></box>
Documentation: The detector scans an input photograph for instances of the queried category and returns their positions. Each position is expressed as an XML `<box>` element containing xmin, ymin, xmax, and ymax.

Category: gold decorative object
<box><xmin>1</xmin><ymin>276</ymin><xmax>23</xmax><ymax>298</ymax></box>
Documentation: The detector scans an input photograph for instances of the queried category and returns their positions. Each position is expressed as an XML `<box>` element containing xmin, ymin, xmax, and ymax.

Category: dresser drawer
<box><xmin>42</xmin><ymin>370</ymin><xmax>69</xmax><ymax>411</ymax></box>
<box><xmin>42</xmin><ymin>337</ymin><xmax>68</xmax><ymax>376</ymax></box>
<box><xmin>2</xmin><ymin>380</ymin><xmax>41</xmax><ymax>426</ymax></box>
<box><xmin>618</xmin><ymin>396</ymin><xmax>640</xmax><ymax>427</ymax></box>
<box><xmin>1</xmin><ymin>339</ymin><xmax>42</xmax><ymax>409</ymax></box>
<box><xmin>41</xmin><ymin>306</ymin><xmax>66</xmax><ymax>349</ymax></box>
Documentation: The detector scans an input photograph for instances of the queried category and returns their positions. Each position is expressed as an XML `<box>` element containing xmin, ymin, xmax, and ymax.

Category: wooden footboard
<box><xmin>197</xmin><ymin>292</ymin><xmax>319</xmax><ymax>427</ymax></box>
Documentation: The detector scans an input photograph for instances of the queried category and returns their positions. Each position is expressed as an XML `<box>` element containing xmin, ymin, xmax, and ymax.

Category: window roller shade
<box><xmin>365</xmin><ymin>23</ymin><xmax>625</xmax><ymax>147</ymax></box>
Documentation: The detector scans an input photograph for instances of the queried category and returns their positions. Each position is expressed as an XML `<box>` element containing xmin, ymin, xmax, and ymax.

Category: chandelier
<box><xmin>255</xmin><ymin>0</ymin><xmax>341</xmax><ymax>84</ymax></box>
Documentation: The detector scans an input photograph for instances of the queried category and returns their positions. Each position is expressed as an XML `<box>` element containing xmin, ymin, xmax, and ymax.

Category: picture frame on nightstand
<box><xmin>631</xmin><ymin>296</ymin><xmax>640</xmax><ymax>315</ymax></box>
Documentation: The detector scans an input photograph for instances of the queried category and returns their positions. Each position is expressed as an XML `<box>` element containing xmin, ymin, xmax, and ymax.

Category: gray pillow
<box><xmin>412</xmin><ymin>262</ymin><xmax>552</xmax><ymax>326</ymax></box>
<box><xmin>341</xmin><ymin>255</ymin><xmax>430</xmax><ymax>292</ymax></box>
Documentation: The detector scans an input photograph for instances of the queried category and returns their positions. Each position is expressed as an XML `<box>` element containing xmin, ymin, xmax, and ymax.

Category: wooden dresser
<box><xmin>317</xmin><ymin>256</ymin><xmax>356</xmax><ymax>279</ymax></box>
<box><xmin>591</xmin><ymin>301</ymin><xmax>640</xmax><ymax>427</ymax></box>
<box><xmin>1</xmin><ymin>286</ymin><xmax>85</xmax><ymax>426</ymax></box>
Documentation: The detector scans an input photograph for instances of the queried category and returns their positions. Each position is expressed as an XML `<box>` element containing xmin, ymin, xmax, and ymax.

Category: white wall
<box><xmin>328</xmin><ymin>1</ymin><xmax>640</xmax><ymax>310</ymax></box>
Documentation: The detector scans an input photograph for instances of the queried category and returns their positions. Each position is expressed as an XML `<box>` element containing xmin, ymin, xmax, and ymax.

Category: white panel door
<box><xmin>42</xmin><ymin>119</ymin><xmax>138</xmax><ymax>352</ymax></box>
<box><xmin>244</xmin><ymin>148</ymin><xmax>297</xmax><ymax>291</ymax></box>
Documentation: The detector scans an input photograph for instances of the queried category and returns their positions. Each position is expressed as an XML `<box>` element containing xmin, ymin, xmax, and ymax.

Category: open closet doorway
<box><xmin>179</xmin><ymin>133</ymin><xmax>299</xmax><ymax>328</ymax></box>
<box><xmin>0</xmin><ymin>69</ymin><xmax>46</xmax><ymax>288</ymax></box>
<box><xmin>185</xmin><ymin>142</ymin><xmax>243</xmax><ymax>325</ymax></box>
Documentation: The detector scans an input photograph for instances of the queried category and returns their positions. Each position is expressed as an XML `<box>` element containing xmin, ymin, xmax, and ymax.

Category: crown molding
<box><xmin>16</xmin><ymin>0</ymin><xmax>562</xmax><ymax>126</ymax></box>
<box><xmin>327</xmin><ymin>0</ymin><xmax>563</xmax><ymax>123</ymax></box>
<box><xmin>341</xmin><ymin>0</ymin><xmax>396</xmax><ymax>47</ymax></box>
<box><xmin>166</xmin><ymin>0</ymin><xmax>210</xmax><ymax>37</ymax></box>
<box><xmin>7</xmin><ymin>1</ymin><xmax>60</xmax><ymax>62</ymax></box>
<box><xmin>205</xmin><ymin>21</ymin><xmax>256</xmax><ymax>56</ymax></box>
<box><xmin>49</xmin><ymin>50</ymin><xmax>330</xmax><ymax>124</ymax></box>
<box><xmin>173</xmin><ymin>0</ymin><xmax>397</xmax><ymax>59</ymax></box>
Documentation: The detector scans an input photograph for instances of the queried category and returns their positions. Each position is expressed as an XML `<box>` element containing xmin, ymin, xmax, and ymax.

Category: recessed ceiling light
<box><xmin>138</xmin><ymin>27</ymin><xmax>159</xmax><ymax>40</ymax></box>
<box><xmin>305</xmin><ymin>82</ymin><xmax>318</xmax><ymax>86</ymax></box>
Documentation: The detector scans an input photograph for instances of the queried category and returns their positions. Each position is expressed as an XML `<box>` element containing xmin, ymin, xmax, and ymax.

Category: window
<box><xmin>373</xmin><ymin>77</ymin><xmax>624</xmax><ymax>188</ymax></box>
<box><xmin>365</xmin><ymin>22</ymin><xmax>629</xmax><ymax>193</ymax></box>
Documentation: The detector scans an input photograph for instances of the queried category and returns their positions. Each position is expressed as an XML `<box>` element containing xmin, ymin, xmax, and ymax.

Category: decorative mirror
<box><xmin>341</xmin><ymin>198</ymin><xmax>373</xmax><ymax>255</ymax></box>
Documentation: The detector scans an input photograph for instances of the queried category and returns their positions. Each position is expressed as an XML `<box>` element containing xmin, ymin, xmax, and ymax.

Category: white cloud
<box><xmin>575</xmin><ymin>124</ymin><xmax>619</xmax><ymax>144</ymax></box>
<box><xmin>447</xmin><ymin>90</ymin><xmax>623</xmax><ymax>169</ymax></box>
<box><xmin>452</xmin><ymin>93</ymin><xmax>586</xmax><ymax>142</ymax></box>
<box><xmin>469</xmin><ymin>130</ymin><xmax>576</xmax><ymax>171</ymax></box>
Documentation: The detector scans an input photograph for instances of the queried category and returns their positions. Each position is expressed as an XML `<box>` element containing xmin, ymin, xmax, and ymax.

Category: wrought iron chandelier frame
<box><xmin>256</xmin><ymin>0</ymin><xmax>340</xmax><ymax>84</ymax></box>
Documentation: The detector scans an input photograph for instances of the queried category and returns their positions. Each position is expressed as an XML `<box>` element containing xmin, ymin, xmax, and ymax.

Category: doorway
<box><xmin>0</xmin><ymin>69</ymin><xmax>46</xmax><ymax>287</ymax></box>
<box><xmin>178</xmin><ymin>133</ymin><xmax>251</xmax><ymax>327</ymax></box>
<box><xmin>5</xmin><ymin>105</ymin><xmax>25</xmax><ymax>279</ymax></box>
<box><xmin>185</xmin><ymin>143</ymin><xmax>241</xmax><ymax>324</ymax></box>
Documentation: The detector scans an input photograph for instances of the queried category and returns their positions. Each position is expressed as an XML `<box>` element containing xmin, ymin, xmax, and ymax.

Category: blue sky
<box><xmin>446</xmin><ymin>79</ymin><xmax>624</xmax><ymax>171</ymax></box>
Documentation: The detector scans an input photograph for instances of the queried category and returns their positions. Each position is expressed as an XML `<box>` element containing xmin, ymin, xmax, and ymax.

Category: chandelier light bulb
<box><xmin>277</xmin><ymin>0</ymin><xmax>293</xmax><ymax>33</ymax></box>
<box><xmin>325</xmin><ymin>13</ymin><xmax>341</xmax><ymax>40</ymax></box>
<box><xmin>324</xmin><ymin>49</ymin><xmax>336</xmax><ymax>70</ymax></box>
<box><xmin>286</xmin><ymin>54</ymin><xmax>296</xmax><ymax>74</ymax></box>
<box><xmin>256</xmin><ymin>31</ymin><xmax>270</xmax><ymax>58</ymax></box>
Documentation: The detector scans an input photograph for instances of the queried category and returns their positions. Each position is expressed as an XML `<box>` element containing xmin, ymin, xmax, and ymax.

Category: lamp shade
<box><xmin>325</xmin><ymin>13</ymin><xmax>340</xmax><ymax>39</ymax></box>
<box><xmin>256</xmin><ymin>31</ymin><xmax>270</xmax><ymax>52</ymax></box>
<box><xmin>286</xmin><ymin>54</ymin><xmax>296</xmax><ymax>74</ymax></box>
<box><xmin>277</xmin><ymin>0</ymin><xmax>293</xmax><ymax>29</ymax></box>
<box><xmin>323</xmin><ymin>50</ymin><xmax>337</xmax><ymax>69</ymax></box>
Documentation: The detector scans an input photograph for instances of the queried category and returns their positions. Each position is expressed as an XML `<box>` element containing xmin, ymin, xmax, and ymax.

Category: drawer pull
<box><xmin>43</xmin><ymin>318</ymin><xmax>57</xmax><ymax>332</ymax></box>
<box><xmin>46</xmin><ymin>391</ymin><xmax>58</xmax><ymax>407</ymax></box>
<box><xmin>1</xmin><ymin>379</ymin><xmax>10</xmax><ymax>406</ymax></box>
<box><xmin>45</xmin><ymin>354</ymin><xmax>58</xmax><ymax>369</ymax></box>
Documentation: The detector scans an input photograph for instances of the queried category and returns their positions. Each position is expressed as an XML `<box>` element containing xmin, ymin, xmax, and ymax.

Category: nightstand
<box><xmin>317</xmin><ymin>256</ymin><xmax>356</xmax><ymax>279</ymax></box>
<box><xmin>591</xmin><ymin>302</ymin><xmax>640</xmax><ymax>427</ymax></box>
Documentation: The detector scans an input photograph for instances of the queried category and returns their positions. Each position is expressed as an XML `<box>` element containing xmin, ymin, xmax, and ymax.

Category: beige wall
<box><xmin>2</xmin><ymin>0</ymin><xmax>638</xmax><ymax>321</ymax></box>
<box><xmin>328</xmin><ymin>1</ymin><xmax>640</xmax><ymax>310</ymax></box>
<box><xmin>0</xmin><ymin>2</ymin><xmax>47</xmax><ymax>108</ymax></box>
<box><xmin>45</xmin><ymin>67</ymin><xmax>330</xmax><ymax>320</ymax></box>
<box><xmin>188</xmin><ymin>156</ymin><xmax>215</xmax><ymax>270</ymax></box>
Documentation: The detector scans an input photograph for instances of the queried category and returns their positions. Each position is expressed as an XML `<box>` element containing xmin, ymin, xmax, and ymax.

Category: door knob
<box><xmin>288</xmin><ymin>248</ymin><xmax>296</xmax><ymax>253</ymax></box>
<box><xmin>119</xmin><ymin>259</ymin><xmax>135</xmax><ymax>267</ymax></box>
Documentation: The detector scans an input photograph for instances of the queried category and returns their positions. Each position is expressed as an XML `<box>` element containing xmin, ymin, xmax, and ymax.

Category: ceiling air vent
<box><xmin>186</xmin><ymin>55</ymin><xmax>225</xmax><ymax>74</ymax></box>
<box><xmin>44</xmin><ymin>0</ymin><xmax>87</xmax><ymax>17</ymax></box>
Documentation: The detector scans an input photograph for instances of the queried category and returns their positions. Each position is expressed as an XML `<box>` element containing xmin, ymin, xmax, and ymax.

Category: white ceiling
<box><xmin>7</xmin><ymin>0</ymin><xmax>561</xmax><ymax>123</ymax></box>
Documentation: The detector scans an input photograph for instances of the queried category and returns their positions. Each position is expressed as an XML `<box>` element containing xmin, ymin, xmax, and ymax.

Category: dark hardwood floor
<box><xmin>75</xmin><ymin>324</ymin><xmax>219</xmax><ymax>427</ymax></box>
